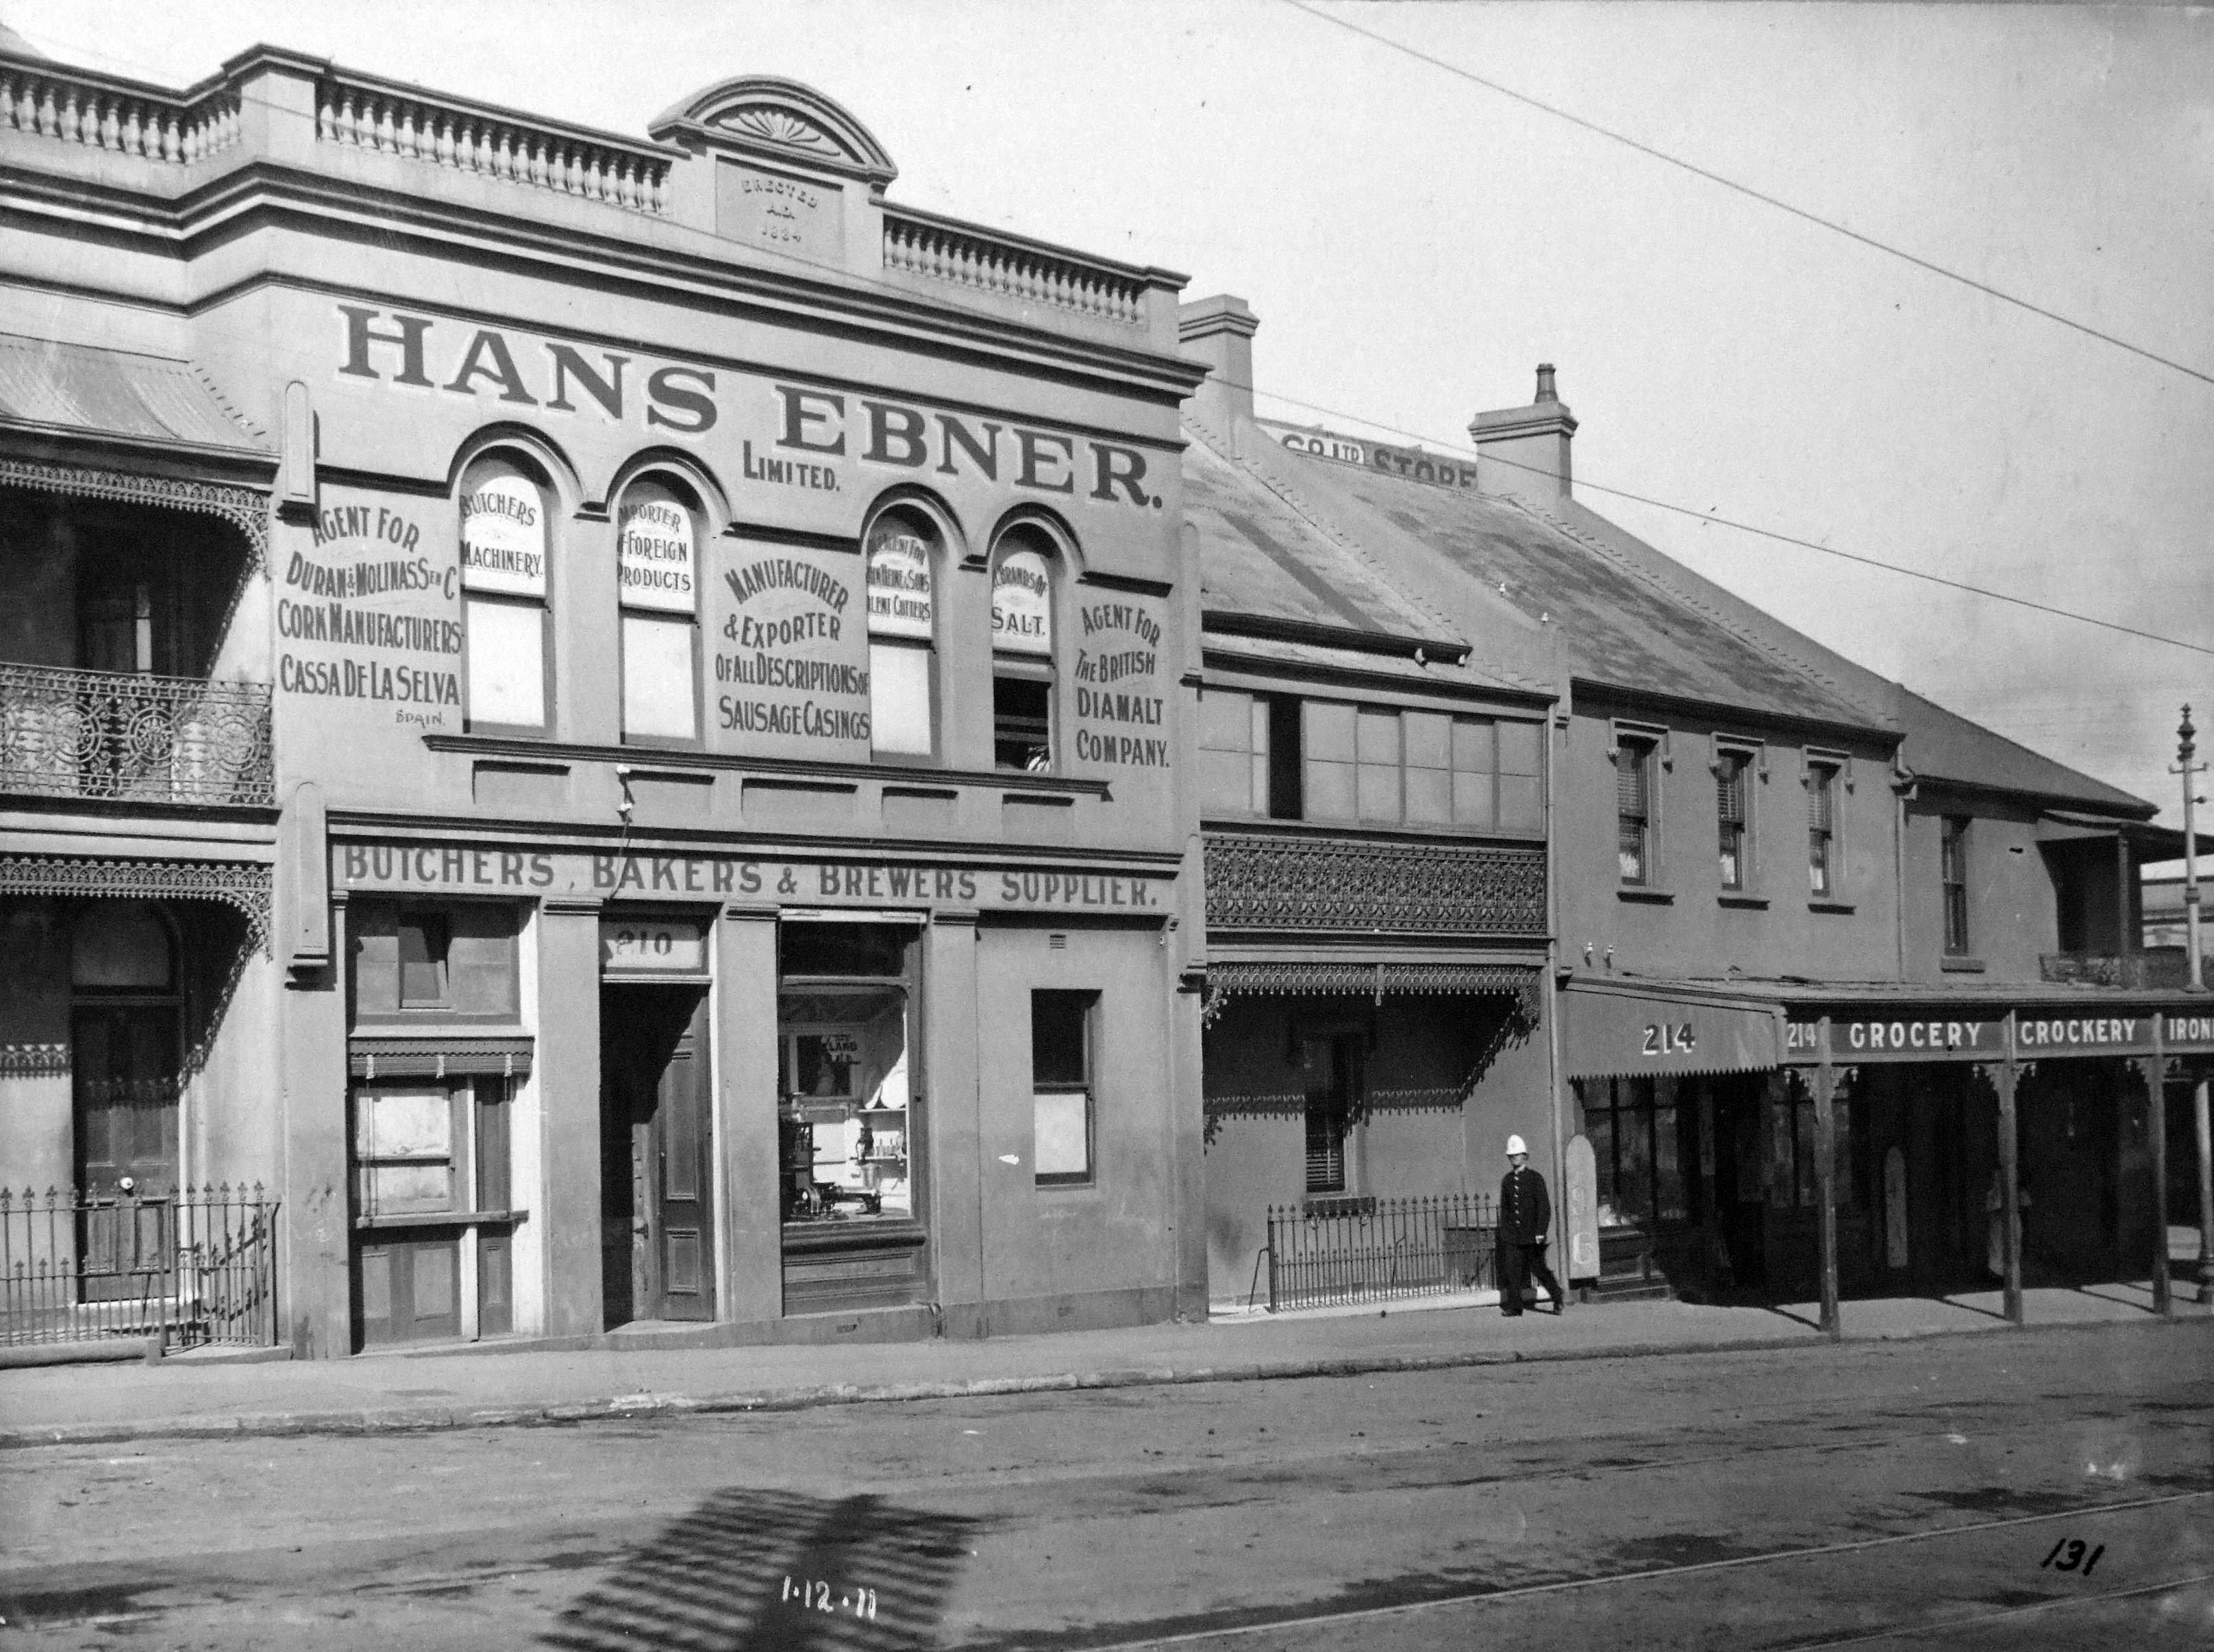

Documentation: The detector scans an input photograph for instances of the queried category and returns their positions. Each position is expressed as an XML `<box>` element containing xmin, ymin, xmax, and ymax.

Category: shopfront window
<box><xmin>865</xmin><ymin>509</ymin><xmax>938</xmax><ymax>758</ymax></box>
<box><xmin>1580</xmin><ymin>1075</ymin><xmax>1686</xmax><ymax>1229</ymax></box>
<box><xmin>617</xmin><ymin>476</ymin><xmax>701</xmax><ymax>744</ymax></box>
<box><xmin>778</xmin><ymin>923</ymin><xmax>915</xmax><ymax>1225</ymax></box>
<box><xmin>351</xmin><ymin>1071</ymin><xmax>517</xmax><ymax>1346</ymax></box>
<box><xmin>459</xmin><ymin>460</ymin><xmax>552</xmax><ymax>733</ymax></box>
<box><xmin>1032</xmin><ymin>990</ymin><xmax>1096</xmax><ymax>1185</ymax></box>
<box><xmin>991</xmin><ymin>527</ymin><xmax>1057</xmax><ymax>771</ymax></box>
<box><xmin>1766</xmin><ymin>1071</ymin><xmax>1859</xmax><ymax>1211</ymax></box>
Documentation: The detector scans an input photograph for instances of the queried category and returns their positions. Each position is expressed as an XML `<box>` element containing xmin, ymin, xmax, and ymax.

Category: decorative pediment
<box><xmin>649</xmin><ymin>76</ymin><xmax>896</xmax><ymax>190</ymax></box>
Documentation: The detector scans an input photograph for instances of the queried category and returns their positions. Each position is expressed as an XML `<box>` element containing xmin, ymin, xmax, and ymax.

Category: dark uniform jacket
<box><xmin>1498</xmin><ymin>1165</ymin><xmax>1552</xmax><ymax>1247</ymax></box>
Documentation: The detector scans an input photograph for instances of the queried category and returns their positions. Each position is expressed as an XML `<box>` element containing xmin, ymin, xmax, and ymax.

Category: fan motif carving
<box><xmin>720</xmin><ymin>105</ymin><xmax>843</xmax><ymax>158</ymax></box>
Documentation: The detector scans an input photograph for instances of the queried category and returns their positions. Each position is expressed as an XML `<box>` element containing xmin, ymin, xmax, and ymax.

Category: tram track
<box><xmin>1062</xmin><ymin>1490</ymin><xmax>2214</xmax><ymax>1651</ymax></box>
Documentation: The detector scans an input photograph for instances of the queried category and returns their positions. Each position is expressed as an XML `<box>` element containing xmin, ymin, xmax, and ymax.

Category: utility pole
<box><xmin>2176</xmin><ymin>707</ymin><xmax>2205</xmax><ymax>992</ymax></box>
<box><xmin>2172</xmin><ymin>708</ymin><xmax>2213</xmax><ymax>1302</ymax></box>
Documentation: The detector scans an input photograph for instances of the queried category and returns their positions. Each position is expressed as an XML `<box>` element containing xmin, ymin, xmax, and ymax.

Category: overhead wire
<box><xmin>1280</xmin><ymin>0</ymin><xmax>2214</xmax><ymax>391</ymax></box>
<box><xmin>15</xmin><ymin>18</ymin><xmax>2211</xmax><ymax>660</ymax></box>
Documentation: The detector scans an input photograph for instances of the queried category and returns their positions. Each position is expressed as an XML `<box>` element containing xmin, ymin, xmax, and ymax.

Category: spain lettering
<box><xmin>277</xmin><ymin>492</ymin><xmax>462</xmax><ymax>737</ymax></box>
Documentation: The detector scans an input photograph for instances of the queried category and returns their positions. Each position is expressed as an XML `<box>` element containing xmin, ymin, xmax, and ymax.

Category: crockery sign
<box><xmin>336</xmin><ymin>842</ymin><xmax>1171</xmax><ymax>912</ymax></box>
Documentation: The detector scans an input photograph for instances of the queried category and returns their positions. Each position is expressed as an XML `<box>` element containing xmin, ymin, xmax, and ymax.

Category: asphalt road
<box><xmin>1</xmin><ymin>1326</ymin><xmax>2209</xmax><ymax>1650</ymax></box>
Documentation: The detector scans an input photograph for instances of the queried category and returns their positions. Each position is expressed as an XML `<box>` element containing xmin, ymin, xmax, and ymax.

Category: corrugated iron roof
<box><xmin>1897</xmin><ymin>685</ymin><xmax>2152</xmax><ymax>814</ymax></box>
<box><xmin>1307</xmin><ymin>454</ymin><xmax>1883</xmax><ymax>731</ymax></box>
<box><xmin>0</xmin><ymin>334</ymin><xmax>268</xmax><ymax>457</ymax></box>
<box><xmin>1183</xmin><ymin>426</ymin><xmax>1465</xmax><ymax>651</ymax></box>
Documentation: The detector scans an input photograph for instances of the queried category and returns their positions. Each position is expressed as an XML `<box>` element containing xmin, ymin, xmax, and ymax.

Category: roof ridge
<box><xmin>1505</xmin><ymin>492</ymin><xmax>1871</xmax><ymax>718</ymax></box>
<box><xmin>188</xmin><ymin>364</ymin><xmax>267</xmax><ymax>442</ymax></box>
<box><xmin>1184</xmin><ymin>411</ymin><xmax>1467</xmax><ymax>646</ymax></box>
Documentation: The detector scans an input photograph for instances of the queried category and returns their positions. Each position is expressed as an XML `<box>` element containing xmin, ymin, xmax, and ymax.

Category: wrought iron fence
<box><xmin>0</xmin><ymin>664</ymin><xmax>274</xmax><ymax>806</ymax></box>
<box><xmin>0</xmin><ymin>1184</ymin><xmax>280</xmax><ymax>1350</ymax></box>
<box><xmin>1265</xmin><ymin>1192</ymin><xmax>1497</xmax><ymax>1312</ymax></box>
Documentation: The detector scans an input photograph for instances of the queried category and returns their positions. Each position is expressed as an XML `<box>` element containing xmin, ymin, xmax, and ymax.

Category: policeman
<box><xmin>1498</xmin><ymin>1134</ymin><xmax>1566</xmax><ymax>1316</ymax></box>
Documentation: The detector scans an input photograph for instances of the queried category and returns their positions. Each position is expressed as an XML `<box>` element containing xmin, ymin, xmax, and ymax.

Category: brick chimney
<box><xmin>1179</xmin><ymin>295</ymin><xmax>1259</xmax><ymax>441</ymax></box>
<box><xmin>1470</xmin><ymin>364</ymin><xmax>1577</xmax><ymax>505</ymax></box>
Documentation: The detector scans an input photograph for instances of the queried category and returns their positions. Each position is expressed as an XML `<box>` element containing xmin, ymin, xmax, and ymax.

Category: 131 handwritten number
<box><xmin>2039</xmin><ymin>1537</ymin><xmax>2104</xmax><ymax>1576</ymax></box>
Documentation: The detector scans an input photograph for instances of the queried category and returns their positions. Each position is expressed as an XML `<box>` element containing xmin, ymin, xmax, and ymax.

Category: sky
<box><xmin>8</xmin><ymin>0</ymin><xmax>2211</xmax><ymax>831</ymax></box>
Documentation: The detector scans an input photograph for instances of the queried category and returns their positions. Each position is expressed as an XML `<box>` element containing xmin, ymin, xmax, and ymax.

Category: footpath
<box><xmin>2</xmin><ymin>1281</ymin><xmax>2206</xmax><ymax>1450</ymax></box>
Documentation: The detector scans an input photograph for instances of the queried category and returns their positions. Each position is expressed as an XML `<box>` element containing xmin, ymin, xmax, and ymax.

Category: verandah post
<box><xmin>1998</xmin><ymin>1016</ymin><xmax>2023</xmax><ymax>1327</ymax></box>
<box><xmin>1814</xmin><ymin>1019</ymin><xmax>1840</xmax><ymax>1342</ymax></box>
<box><xmin>2196</xmin><ymin>1077</ymin><xmax>2213</xmax><ymax>1305</ymax></box>
<box><xmin>2143</xmin><ymin>1017</ymin><xmax>2172</xmax><ymax>1318</ymax></box>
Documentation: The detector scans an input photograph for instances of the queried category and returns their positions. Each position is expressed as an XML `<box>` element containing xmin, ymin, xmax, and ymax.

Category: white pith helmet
<box><xmin>1506</xmin><ymin>1134</ymin><xmax>1528</xmax><ymax>1157</ymax></box>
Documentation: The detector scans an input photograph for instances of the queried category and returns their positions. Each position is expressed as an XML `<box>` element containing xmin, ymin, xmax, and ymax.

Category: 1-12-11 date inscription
<box><xmin>782</xmin><ymin>1576</ymin><xmax>879</xmax><ymax>1619</ymax></box>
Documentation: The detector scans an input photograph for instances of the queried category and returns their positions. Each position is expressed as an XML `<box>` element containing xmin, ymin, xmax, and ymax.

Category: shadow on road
<box><xmin>540</xmin><ymin>1486</ymin><xmax>985</xmax><ymax>1651</ymax></box>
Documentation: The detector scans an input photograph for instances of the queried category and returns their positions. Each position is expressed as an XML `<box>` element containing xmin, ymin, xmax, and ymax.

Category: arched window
<box><xmin>989</xmin><ymin>525</ymin><xmax>1058</xmax><ymax>771</ymax></box>
<box><xmin>616</xmin><ymin>475</ymin><xmax>702</xmax><ymax>744</ymax></box>
<box><xmin>458</xmin><ymin>456</ymin><xmax>553</xmax><ymax>733</ymax></box>
<box><xmin>864</xmin><ymin>507</ymin><xmax>939</xmax><ymax>758</ymax></box>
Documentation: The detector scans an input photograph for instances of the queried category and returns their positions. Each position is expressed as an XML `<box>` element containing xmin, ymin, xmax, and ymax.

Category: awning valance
<box><xmin>349</xmin><ymin>1037</ymin><xmax>534</xmax><ymax>1080</ymax></box>
<box><xmin>1204</xmin><ymin>960</ymin><xmax>1540</xmax><ymax>1024</ymax></box>
<box><xmin>1561</xmin><ymin>979</ymin><xmax>1783</xmax><ymax>1079</ymax></box>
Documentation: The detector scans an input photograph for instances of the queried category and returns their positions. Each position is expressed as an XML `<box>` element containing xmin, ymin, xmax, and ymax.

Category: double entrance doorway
<box><xmin>599</xmin><ymin>984</ymin><xmax>713</xmax><ymax>1326</ymax></box>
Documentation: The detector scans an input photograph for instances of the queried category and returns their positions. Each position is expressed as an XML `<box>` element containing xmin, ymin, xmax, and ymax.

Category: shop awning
<box><xmin>1560</xmin><ymin>977</ymin><xmax>1784</xmax><ymax>1079</ymax></box>
<box><xmin>1205</xmin><ymin>959</ymin><xmax>1541</xmax><ymax>1021</ymax></box>
<box><xmin>0</xmin><ymin>333</ymin><xmax>271</xmax><ymax>459</ymax></box>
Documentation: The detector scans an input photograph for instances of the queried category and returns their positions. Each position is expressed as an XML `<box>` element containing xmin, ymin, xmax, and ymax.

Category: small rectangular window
<box><xmin>1807</xmin><ymin>762</ymin><xmax>1839</xmax><ymax>896</ymax></box>
<box><xmin>1941</xmin><ymin>816</ymin><xmax>1970</xmax><ymax>954</ymax></box>
<box><xmin>353</xmin><ymin>1087</ymin><xmax>458</xmax><ymax>1215</ymax></box>
<box><xmin>464</xmin><ymin>596</ymin><xmax>546</xmax><ymax>730</ymax></box>
<box><xmin>870</xmin><ymin>639</ymin><xmax>934</xmax><ymax>757</ymax></box>
<box><xmin>1402</xmin><ymin>711</ymin><xmax>1452</xmax><ymax>825</ymax></box>
<box><xmin>1355</xmin><ymin>707</ymin><xmax>1402</xmax><ymax>823</ymax></box>
<box><xmin>994</xmin><ymin>672</ymin><xmax>1052</xmax><ymax>771</ymax></box>
<box><xmin>1496</xmin><ymin>719</ymin><xmax>1543</xmax><ymax>832</ymax></box>
<box><xmin>1452</xmin><ymin>716</ymin><xmax>1498</xmax><ymax>829</ymax></box>
<box><xmin>1197</xmin><ymin>688</ymin><xmax>1262</xmax><ymax>816</ymax></box>
<box><xmin>621</xmin><ymin>612</ymin><xmax>697</xmax><ymax>741</ymax></box>
<box><xmin>1617</xmin><ymin>738</ymin><xmax>1656</xmax><ymax>884</ymax></box>
<box><xmin>1717</xmin><ymin>751</ymin><xmax>1750</xmax><ymax>889</ymax></box>
<box><xmin>1032</xmin><ymin>990</ymin><xmax>1094</xmax><ymax>1184</ymax></box>
<box><xmin>1267</xmin><ymin>695</ymin><xmax>1304</xmax><ymax>819</ymax></box>
<box><xmin>397</xmin><ymin>912</ymin><xmax>451</xmax><ymax>1009</ymax></box>
<box><xmin>1302</xmin><ymin>700</ymin><xmax>1358</xmax><ymax>822</ymax></box>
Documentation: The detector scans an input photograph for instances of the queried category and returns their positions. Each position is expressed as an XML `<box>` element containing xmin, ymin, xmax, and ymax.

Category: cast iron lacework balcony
<box><xmin>0</xmin><ymin>664</ymin><xmax>273</xmax><ymax>808</ymax></box>
<box><xmin>1203</xmin><ymin>829</ymin><xmax>1548</xmax><ymax>936</ymax></box>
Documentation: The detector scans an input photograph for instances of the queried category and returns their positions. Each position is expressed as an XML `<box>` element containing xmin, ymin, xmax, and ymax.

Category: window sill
<box><xmin>780</xmin><ymin>1218</ymin><xmax>928</xmax><ymax>1255</ymax></box>
<box><xmin>1717</xmin><ymin>893</ymin><xmax>1769</xmax><ymax>910</ymax></box>
<box><xmin>356</xmin><ymin>1208</ymin><xmax>528</xmax><ymax>1231</ymax></box>
<box><xmin>1941</xmin><ymin>955</ymin><xmax>1987</xmax><ymax>973</ymax></box>
<box><xmin>1808</xmin><ymin>900</ymin><xmax>1856</xmax><ymax>914</ymax></box>
<box><xmin>1617</xmin><ymin>888</ymin><xmax>1675</xmax><ymax>905</ymax></box>
<box><xmin>427</xmin><ymin>734</ymin><xmax>1110</xmax><ymax>796</ymax></box>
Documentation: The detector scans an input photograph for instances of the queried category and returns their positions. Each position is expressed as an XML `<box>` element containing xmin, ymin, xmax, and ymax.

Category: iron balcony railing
<box><xmin>1265</xmin><ymin>1191</ymin><xmax>1498</xmax><ymax>1312</ymax></box>
<box><xmin>0</xmin><ymin>663</ymin><xmax>273</xmax><ymax>807</ymax></box>
<box><xmin>2040</xmin><ymin>951</ymin><xmax>2192</xmax><ymax>990</ymax></box>
<box><xmin>0</xmin><ymin>1183</ymin><xmax>280</xmax><ymax>1350</ymax></box>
